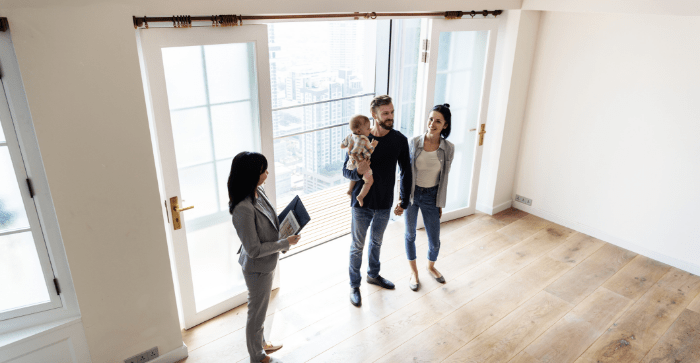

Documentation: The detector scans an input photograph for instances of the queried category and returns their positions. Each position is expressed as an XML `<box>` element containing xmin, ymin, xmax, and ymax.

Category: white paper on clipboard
<box><xmin>279</xmin><ymin>211</ymin><xmax>300</xmax><ymax>239</ymax></box>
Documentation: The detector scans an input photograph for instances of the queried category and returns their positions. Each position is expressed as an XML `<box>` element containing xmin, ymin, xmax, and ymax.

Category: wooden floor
<box><xmin>177</xmin><ymin>208</ymin><xmax>700</xmax><ymax>363</ymax></box>
<box><xmin>279</xmin><ymin>183</ymin><xmax>351</xmax><ymax>252</ymax></box>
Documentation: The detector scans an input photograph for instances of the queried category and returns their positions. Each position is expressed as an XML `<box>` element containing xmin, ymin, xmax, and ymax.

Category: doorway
<box><xmin>138</xmin><ymin>16</ymin><xmax>498</xmax><ymax>328</ymax></box>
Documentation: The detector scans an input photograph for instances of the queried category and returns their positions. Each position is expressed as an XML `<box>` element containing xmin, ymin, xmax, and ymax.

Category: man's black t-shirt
<box><xmin>342</xmin><ymin>129</ymin><xmax>412</xmax><ymax>210</ymax></box>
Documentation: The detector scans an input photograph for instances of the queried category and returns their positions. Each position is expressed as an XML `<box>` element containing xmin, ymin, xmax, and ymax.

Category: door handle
<box><xmin>170</xmin><ymin>196</ymin><xmax>194</xmax><ymax>230</ymax></box>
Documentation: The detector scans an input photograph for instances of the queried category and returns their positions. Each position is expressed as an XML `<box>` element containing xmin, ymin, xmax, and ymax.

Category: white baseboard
<box><xmin>152</xmin><ymin>343</ymin><xmax>188</xmax><ymax>363</ymax></box>
<box><xmin>513</xmin><ymin>202</ymin><xmax>700</xmax><ymax>276</ymax></box>
<box><xmin>477</xmin><ymin>200</ymin><xmax>513</xmax><ymax>215</ymax></box>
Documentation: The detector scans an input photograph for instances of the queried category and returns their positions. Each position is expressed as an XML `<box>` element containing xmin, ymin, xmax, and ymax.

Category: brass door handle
<box><xmin>170</xmin><ymin>196</ymin><xmax>194</xmax><ymax>230</ymax></box>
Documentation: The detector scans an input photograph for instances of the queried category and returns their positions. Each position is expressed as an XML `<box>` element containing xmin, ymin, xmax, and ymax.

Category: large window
<box><xmin>0</xmin><ymin>110</ymin><xmax>52</xmax><ymax>316</ymax></box>
<box><xmin>267</xmin><ymin>21</ymin><xmax>378</xmax><ymax>207</ymax></box>
<box><xmin>0</xmin><ymin>74</ymin><xmax>62</xmax><ymax>323</ymax></box>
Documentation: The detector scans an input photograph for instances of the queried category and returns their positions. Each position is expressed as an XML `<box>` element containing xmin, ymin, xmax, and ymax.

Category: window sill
<box><xmin>0</xmin><ymin>316</ymin><xmax>82</xmax><ymax>350</ymax></box>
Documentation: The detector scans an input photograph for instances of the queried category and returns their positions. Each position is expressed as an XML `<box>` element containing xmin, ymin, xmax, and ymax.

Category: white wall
<box><xmin>477</xmin><ymin>10</ymin><xmax>541</xmax><ymax>214</ymax></box>
<box><xmin>514</xmin><ymin>11</ymin><xmax>700</xmax><ymax>274</ymax></box>
<box><xmin>522</xmin><ymin>0</ymin><xmax>700</xmax><ymax>17</ymax></box>
<box><xmin>0</xmin><ymin>1</ymin><xmax>523</xmax><ymax>361</ymax></box>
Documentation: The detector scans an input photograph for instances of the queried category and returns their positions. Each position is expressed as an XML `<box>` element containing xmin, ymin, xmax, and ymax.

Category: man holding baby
<box><xmin>342</xmin><ymin>95</ymin><xmax>412</xmax><ymax>307</ymax></box>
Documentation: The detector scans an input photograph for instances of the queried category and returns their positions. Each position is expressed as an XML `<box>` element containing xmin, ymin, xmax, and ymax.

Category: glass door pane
<box><xmin>161</xmin><ymin>42</ymin><xmax>260</xmax><ymax>312</ymax></box>
<box><xmin>432</xmin><ymin>30</ymin><xmax>489</xmax><ymax>213</ymax></box>
<box><xmin>0</xmin><ymin>138</ymin><xmax>50</xmax><ymax>314</ymax></box>
<box><xmin>0</xmin><ymin>148</ymin><xmax>30</xmax><ymax>232</ymax></box>
<box><xmin>0</xmin><ymin>232</ymin><xmax>50</xmax><ymax>313</ymax></box>
<box><xmin>390</xmin><ymin>19</ymin><xmax>423</xmax><ymax>139</ymax></box>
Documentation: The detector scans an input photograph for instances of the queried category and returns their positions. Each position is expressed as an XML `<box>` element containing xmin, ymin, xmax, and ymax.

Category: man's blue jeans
<box><xmin>349</xmin><ymin>207</ymin><xmax>391</xmax><ymax>288</ymax></box>
<box><xmin>404</xmin><ymin>185</ymin><xmax>441</xmax><ymax>262</ymax></box>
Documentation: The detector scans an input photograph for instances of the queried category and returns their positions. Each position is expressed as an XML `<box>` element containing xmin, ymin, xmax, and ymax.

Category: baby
<box><xmin>340</xmin><ymin>115</ymin><xmax>378</xmax><ymax>207</ymax></box>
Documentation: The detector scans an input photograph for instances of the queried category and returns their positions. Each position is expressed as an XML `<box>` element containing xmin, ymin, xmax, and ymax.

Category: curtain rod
<box><xmin>133</xmin><ymin>10</ymin><xmax>503</xmax><ymax>28</ymax></box>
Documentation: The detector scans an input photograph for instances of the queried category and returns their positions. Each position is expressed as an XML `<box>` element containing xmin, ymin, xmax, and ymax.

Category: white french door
<box><xmin>0</xmin><ymin>80</ymin><xmax>62</xmax><ymax>322</ymax></box>
<box><xmin>139</xmin><ymin>26</ymin><xmax>276</xmax><ymax>329</ymax></box>
<box><xmin>414</xmin><ymin>18</ymin><xmax>498</xmax><ymax>226</ymax></box>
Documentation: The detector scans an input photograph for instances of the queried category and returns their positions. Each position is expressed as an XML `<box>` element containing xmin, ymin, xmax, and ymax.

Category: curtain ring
<box><xmin>482</xmin><ymin>10</ymin><xmax>489</xmax><ymax>17</ymax></box>
<box><xmin>144</xmin><ymin>15</ymin><xmax>149</xmax><ymax>29</ymax></box>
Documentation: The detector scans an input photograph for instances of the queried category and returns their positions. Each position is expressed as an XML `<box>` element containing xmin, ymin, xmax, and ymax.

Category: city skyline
<box><xmin>268</xmin><ymin>21</ymin><xmax>377</xmax><ymax>205</ymax></box>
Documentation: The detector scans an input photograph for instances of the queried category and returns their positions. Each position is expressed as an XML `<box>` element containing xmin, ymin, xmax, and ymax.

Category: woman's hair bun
<box><xmin>443</xmin><ymin>103</ymin><xmax>450</xmax><ymax>108</ymax></box>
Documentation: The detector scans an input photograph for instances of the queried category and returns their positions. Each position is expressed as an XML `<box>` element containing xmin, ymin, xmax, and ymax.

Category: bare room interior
<box><xmin>0</xmin><ymin>1</ymin><xmax>698</xmax><ymax>363</ymax></box>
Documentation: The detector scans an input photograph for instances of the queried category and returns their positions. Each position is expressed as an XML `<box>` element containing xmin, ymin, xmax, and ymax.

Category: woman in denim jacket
<box><xmin>402</xmin><ymin>104</ymin><xmax>454</xmax><ymax>291</ymax></box>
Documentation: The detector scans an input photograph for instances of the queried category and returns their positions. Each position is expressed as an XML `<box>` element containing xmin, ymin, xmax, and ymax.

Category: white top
<box><xmin>415</xmin><ymin>150</ymin><xmax>441</xmax><ymax>187</ymax></box>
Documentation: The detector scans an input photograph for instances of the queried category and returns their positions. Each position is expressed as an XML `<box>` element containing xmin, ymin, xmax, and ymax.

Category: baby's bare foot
<box><xmin>356</xmin><ymin>195</ymin><xmax>364</xmax><ymax>207</ymax></box>
<box><xmin>347</xmin><ymin>190</ymin><xmax>353</xmax><ymax>196</ymax></box>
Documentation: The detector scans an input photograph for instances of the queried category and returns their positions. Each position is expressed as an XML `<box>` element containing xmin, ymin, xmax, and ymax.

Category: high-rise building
<box><xmin>330</xmin><ymin>22</ymin><xmax>359</xmax><ymax>72</ymax></box>
<box><xmin>269</xmin><ymin>22</ymin><xmax>371</xmax><ymax>197</ymax></box>
<box><xmin>269</xmin><ymin>26</ymin><xmax>282</xmax><ymax>137</ymax></box>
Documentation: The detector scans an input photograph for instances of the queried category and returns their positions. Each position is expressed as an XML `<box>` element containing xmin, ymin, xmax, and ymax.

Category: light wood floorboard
<box><xmin>176</xmin><ymin>208</ymin><xmax>699</xmax><ymax>363</ymax></box>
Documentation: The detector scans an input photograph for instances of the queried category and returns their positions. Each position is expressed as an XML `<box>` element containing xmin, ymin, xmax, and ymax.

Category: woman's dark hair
<box><xmin>431</xmin><ymin>103</ymin><xmax>452</xmax><ymax>139</ymax></box>
<box><xmin>228</xmin><ymin>151</ymin><xmax>268</xmax><ymax>214</ymax></box>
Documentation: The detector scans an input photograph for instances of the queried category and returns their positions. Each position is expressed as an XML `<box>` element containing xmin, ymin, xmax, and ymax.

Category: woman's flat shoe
<box><xmin>409</xmin><ymin>280</ymin><xmax>420</xmax><ymax>291</ymax></box>
<box><xmin>264</xmin><ymin>342</ymin><xmax>283</xmax><ymax>353</ymax></box>
<box><xmin>426</xmin><ymin>267</ymin><xmax>445</xmax><ymax>283</ymax></box>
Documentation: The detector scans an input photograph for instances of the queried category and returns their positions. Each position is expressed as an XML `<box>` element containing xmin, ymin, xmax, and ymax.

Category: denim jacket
<box><xmin>408</xmin><ymin>135</ymin><xmax>455</xmax><ymax>208</ymax></box>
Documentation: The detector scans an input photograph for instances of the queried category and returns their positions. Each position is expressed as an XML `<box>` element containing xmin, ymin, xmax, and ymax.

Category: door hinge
<box><xmin>422</xmin><ymin>39</ymin><xmax>430</xmax><ymax>51</ymax></box>
<box><xmin>420</xmin><ymin>39</ymin><xmax>429</xmax><ymax>63</ymax></box>
<box><xmin>53</xmin><ymin>278</ymin><xmax>61</xmax><ymax>295</ymax></box>
<box><xmin>26</xmin><ymin>178</ymin><xmax>35</xmax><ymax>198</ymax></box>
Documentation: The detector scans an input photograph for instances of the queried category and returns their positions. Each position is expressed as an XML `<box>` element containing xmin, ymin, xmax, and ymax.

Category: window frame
<box><xmin>0</xmin><ymin>29</ymin><xmax>80</xmax><ymax>335</ymax></box>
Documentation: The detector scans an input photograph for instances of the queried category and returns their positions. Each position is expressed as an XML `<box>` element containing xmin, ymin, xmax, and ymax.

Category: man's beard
<box><xmin>376</xmin><ymin>118</ymin><xmax>394</xmax><ymax>130</ymax></box>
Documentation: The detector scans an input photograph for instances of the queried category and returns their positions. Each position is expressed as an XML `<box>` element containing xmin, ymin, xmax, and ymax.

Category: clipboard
<box><xmin>278</xmin><ymin>195</ymin><xmax>311</xmax><ymax>235</ymax></box>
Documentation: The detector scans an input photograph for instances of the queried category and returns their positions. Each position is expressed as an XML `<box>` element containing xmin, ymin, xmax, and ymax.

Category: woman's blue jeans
<box><xmin>404</xmin><ymin>185</ymin><xmax>441</xmax><ymax>262</ymax></box>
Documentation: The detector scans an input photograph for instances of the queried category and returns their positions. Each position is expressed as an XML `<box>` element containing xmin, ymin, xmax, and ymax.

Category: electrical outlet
<box><xmin>515</xmin><ymin>194</ymin><xmax>532</xmax><ymax>206</ymax></box>
<box><xmin>147</xmin><ymin>347</ymin><xmax>159</xmax><ymax>360</ymax></box>
<box><xmin>124</xmin><ymin>347</ymin><xmax>159</xmax><ymax>363</ymax></box>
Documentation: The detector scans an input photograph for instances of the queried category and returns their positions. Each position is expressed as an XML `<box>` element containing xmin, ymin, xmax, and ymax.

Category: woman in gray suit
<box><xmin>229</xmin><ymin>151</ymin><xmax>301</xmax><ymax>363</ymax></box>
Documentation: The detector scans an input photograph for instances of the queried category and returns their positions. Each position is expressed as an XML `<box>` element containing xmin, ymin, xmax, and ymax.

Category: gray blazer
<box><xmin>232</xmin><ymin>186</ymin><xmax>290</xmax><ymax>273</ymax></box>
<box><xmin>408</xmin><ymin>135</ymin><xmax>455</xmax><ymax>208</ymax></box>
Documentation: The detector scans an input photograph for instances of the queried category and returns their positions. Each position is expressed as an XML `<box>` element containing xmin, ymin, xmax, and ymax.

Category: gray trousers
<box><xmin>243</xmin><ymin>269</ymin><xmax>275</xmax><ymax>362</ymax></box>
